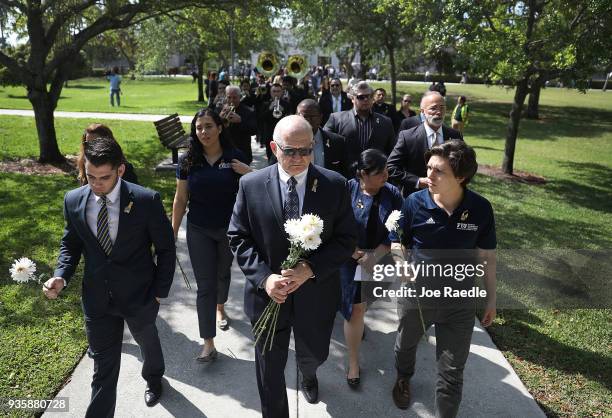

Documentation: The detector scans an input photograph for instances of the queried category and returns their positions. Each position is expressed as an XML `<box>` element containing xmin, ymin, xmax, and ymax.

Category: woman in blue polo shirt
<box><xmin>339</xmin><ymin>149</ymin><xmax>403</xmax><ymax>389</ymax></box>
<box><xmin>172</xmin><ymin>108</ymin><xmax>252</xmax><ymax>362</ymax></box>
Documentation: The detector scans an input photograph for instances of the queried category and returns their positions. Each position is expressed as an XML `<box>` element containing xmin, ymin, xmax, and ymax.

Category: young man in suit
<box><xmin>228</xmin><ymin>115</ymin><xmax>357</xmax><ymax>417</ymax></box>
<box><xmin>43</xmin><ymin>137</ymin><xmax>175</xmax><ymax>417</ymax></box>
<box><xmin>323</xmin><ymin>81</ymin><xmax>396</xmax><ymax>171</ymax></box>
<box><xmin>387</xmin><ymin>91</ymin><xmax>464</xmax><ymax>197</ymax></box>
<box><xmin>318</xmin><ymin>78</ymin><xmax>353</xmax><ymax>126</ymax></box>
<box><xmin>296</xmin><ymin>99</ymin><xmax>349</xmax><ymax>178</ymax></box>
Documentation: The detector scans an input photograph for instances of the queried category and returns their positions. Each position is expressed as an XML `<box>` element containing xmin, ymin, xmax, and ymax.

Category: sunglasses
<box><xmin>330</xmin><ymin>84</ymin><xmax>341</xmax><ymax>87</ymax></box>
<box><xmin>355</xmin><ymin>94</ymin><xmax>370</xmax><ymax>101</ymax></box>
<box><xmin>403</xmin><ymin>100</ymin><xmax>411</xmax><ymax>103</ymax></box>
<box><xmin>275</xmin><ymin>142</ymin><xmax>313</xmax><ymax>157</ymax></box>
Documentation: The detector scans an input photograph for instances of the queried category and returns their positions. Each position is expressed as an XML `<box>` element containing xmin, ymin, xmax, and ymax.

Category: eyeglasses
<box><xmin>275</xmin><ymin>142</ymin><xmax>313</xmax><ymax>157</ymax></box>
<box><xmin>330</xmin><ymin>84</ymin><xmax>341</xmax><ymax>87</ymax></box>
<box><xmin>403</xmin><ymin>100</ymin><xmax>411</xmax><ymax>103</ymax></box>
<box><xmin>355</xmin><ymin>94</ymin><xmax>371</xmax><ymax>101</ymax></box>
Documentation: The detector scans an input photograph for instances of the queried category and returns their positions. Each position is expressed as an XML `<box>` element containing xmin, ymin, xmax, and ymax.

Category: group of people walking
<box><xmin>42</xmin><ymin>78</ymin><xmax>495</xmax><ymax>418</ymax></box>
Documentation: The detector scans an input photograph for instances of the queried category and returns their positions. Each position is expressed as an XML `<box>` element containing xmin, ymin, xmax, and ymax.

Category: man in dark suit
<box><xmin>398</xmin><ymin>113</ymin><xmax>424</xmax><ymax>132</ymax></box>
<box><xmin>319</xmin><ymin>78</ymin><xmax>352</xmax><ymax>126</ymax></box>
<box><xmin>296</xmin><ymin>99</ymin><xmax>349</xmax><ymax>178</ymax></box>
<box><xmin>222</xmin><ymin>85</ymin><xmax>257</xmax><ymax>164</ymax></box>
<box><xmin>388</xmin><ymin>91</ymin><xmax>464</xmax><ymax>197</ymax></box>
<box><xmin>43</xmin><ymin>136</ymin><xmax>175</xmax><ymax>417</ymax></box>
<box><xmin>262</xmin><ymin>83</ymin><xmax>291</xmax><ymax>162</ymax></box>
<box><xmin>228</xmin><ymin>115</ymin><xmax>357</xmax><ymax>417</ymax></box>
<box><xmin>372</xmin><ymin>87</ymin><xmax>396</xmax><ymax>122</ymax></box>
<box><xmin>323</xmin><ymin>80</ymin><xmax>396</xmax><ymax>170</ymax></box>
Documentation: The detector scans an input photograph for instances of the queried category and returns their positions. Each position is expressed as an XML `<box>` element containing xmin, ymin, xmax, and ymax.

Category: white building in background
<box><xmin>250</xmin><ymin>27</ymin><xmax>340</xmax><ymax>71</ymax></box>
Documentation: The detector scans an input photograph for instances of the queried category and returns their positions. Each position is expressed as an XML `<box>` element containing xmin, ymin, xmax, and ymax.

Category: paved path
<box><xmin>43</xmin><ymin>142</ymin><xmax>545</xmax><ymax>418</ymax></box>
<box><xmin>0</xmin><ymin>108</ymin><xmax>193</xmax><ymax>123</ymax></box>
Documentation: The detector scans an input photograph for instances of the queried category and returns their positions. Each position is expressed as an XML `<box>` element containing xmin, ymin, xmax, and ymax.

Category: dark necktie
<box><xmin>283</xmin><ymin>177</ymin><xmax>300</xmax><ymax>220</ymax></box>
<box><xmin>97</xmin><ymin>196</ymin><xmax>113</xmax><ymax>256</ymax></box>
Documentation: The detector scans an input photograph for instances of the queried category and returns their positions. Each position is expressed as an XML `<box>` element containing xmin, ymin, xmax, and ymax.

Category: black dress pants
<box><xmin>84</xmin><ymin>300</ymin><xmax>164</xmax><ymax>418</ymax></box>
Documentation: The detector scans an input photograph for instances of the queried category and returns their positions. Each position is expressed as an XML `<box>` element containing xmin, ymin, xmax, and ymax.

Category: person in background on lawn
<box><xmin>107</xmin><ymin>66</ymin><xmax>122</xmax><ymax>107</ymax></box>
<box><xmin>172</xmin><ymin>108</ymin><xmax>252</xmax><ymax>362</ymax></box>
<box><xmin>451</xmin><ymin>96</ymin><xmax>470</xmax><ymax>134</ymax></box>
<box><xmin>43</xmin><ymin>136</ymin><xmax>175</xmax><ymax>415</ymax></box>
<box><xmin>77</xmin><ymin>123</ymin><xmax>138</xmax><ymax>186</ymax></box>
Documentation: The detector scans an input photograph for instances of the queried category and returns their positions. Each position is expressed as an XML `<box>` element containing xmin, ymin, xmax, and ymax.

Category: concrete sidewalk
<box><xmin>44</xmin><ymin>143</ymin><xmax>545</xmax><ymax>418</ymax></box>
<box><xmin>0</xmin><ymin>108</ymin><xmax>193</xmax><ymax>123</ymax></box>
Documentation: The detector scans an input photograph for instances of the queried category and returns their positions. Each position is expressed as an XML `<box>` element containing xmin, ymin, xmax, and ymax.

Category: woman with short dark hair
<box><xmin>340</xmin><ymin>148</ymin><xmax>403</xmax><ymax>389</ymax></box>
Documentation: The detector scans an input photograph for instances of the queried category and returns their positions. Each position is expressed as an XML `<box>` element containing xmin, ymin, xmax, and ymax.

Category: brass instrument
<box><xmin>221</xmin><ymin>104</ymin><xmax>235</xmax><ymax>127</ymax></box>
<box><xmin>256</xmin><ymin>52</ymin><xmax>280</xmax><ymax>78</ymax></box>
<box><xmin>256</xmin><ymin>83</ymin><xmax>268</xmax><ymax>95</ymax></box>
<box><xmin>271</xmin><ymin>98</ymin><xmax>283</xmax><ymax>119</ymax></box>
<box><xmin>286</xmin><ymin>55</ymin><xmax>309</xmax><ymax>80</ymax></box>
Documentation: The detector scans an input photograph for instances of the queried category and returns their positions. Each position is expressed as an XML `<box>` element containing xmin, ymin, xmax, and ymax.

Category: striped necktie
<box><xmin>97</xmin><ymin>196</ymin><xmax>113</xmax><ymax>256</ymax></box>
<box><xmin>283</xmin><ymin>177</ymin><xmax>300</xmax><ymax>220</ymax></box>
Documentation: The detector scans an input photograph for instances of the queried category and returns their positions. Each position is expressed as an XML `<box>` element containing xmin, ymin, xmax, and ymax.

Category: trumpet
<box><xmin>256</xmin><ymin>83</ymin><xmax>268</xmax><ymax>95</ymax></box>
<box><xmin>271</xmin><ymin>98</ymin><xmax>283</xmax><ymax>119</ymax></box>
<box><xmin>221</xmin><ymin>104</ymin><xmax>236</xmax><ymax>127</ymax></box>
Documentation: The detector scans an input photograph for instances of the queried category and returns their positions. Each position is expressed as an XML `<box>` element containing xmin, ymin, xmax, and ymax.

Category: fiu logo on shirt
<box><xmin>457</xmin><ymin>222</ymin><xmax>478</xmax><ymax>231</ymax></box>
<box><xmin>218</xmin><ymin>162</ymin><xmax>232</xmax><ymax>169</ymax></box>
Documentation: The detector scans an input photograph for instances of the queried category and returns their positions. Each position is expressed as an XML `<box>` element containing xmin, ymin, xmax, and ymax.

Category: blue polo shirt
<box><xmin>177</xmin><ymin>148</ymin><xmax>247</xmax><ymax>229</ymax></box>
<box><xmin>399</xmin><ymin>188</ymin><xmax>496</xmax><ymax>306</ymax></box>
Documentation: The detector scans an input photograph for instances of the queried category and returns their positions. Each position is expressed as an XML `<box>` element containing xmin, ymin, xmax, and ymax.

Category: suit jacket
<box><xmin>261</xmin><ymin>98</ymin><xmax>292</xmax><ymax>144</ymax></box>
<box><xmin>319</xmin><ymin>129</ymin><xmax>349</xmax><ymax>178</ymax></box>
<box><xmin>323</xmin><ymin>109</ymin><xmax>396</xmax><ymax>169</ymax></box>
<box><xmin>398</xmin><ymin>115</ymin><xmax>422</xmax><ymax>132</ymax></box>
<box><xmin>54</xmin><ymin>180</ymin><xmax>176</xmax><ymax>319</ymax></box>
<box><xmin>319</xmin><ymin>91</ymin><xmax>353</xmax><ymax>126</ymax></box>
<box><xmin>387</xmin><ymin>123</ymin><xmax>464</xmax><ymax>197</ymax></box>
<box><xmin>227</xmin><ymin>164</ymin><xmax>357</xmax><ymax>323</ymax></box>
<box><xmin>226</xmin><ymin>104</ymin><xmax>257</xmax><ymax>164</ymax></box>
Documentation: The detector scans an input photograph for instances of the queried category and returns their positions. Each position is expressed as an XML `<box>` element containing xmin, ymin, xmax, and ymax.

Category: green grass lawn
<box><xmin>0</xmin><ymin>79</ymin><xmax>611</xmax><ymax>417</ymax></box>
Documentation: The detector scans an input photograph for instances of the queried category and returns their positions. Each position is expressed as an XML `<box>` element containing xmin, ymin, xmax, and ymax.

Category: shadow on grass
<box><xmin>489</xmin><ymin>310</ymin><xmax>612</xmax><ymax>391</ymax></box>
<box><xmin>463</xmin><ymin>103</ymin><xmax>612</xmax><ymax>142</ymax></box>
<box><xmin>65</xmin><ymin>84</ymin><xmax>105</xmax><ymax>90</ymax></box>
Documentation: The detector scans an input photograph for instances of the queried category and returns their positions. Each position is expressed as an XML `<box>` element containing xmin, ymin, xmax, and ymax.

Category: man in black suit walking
<box><xmin>228</xmin><ymin>115</ymin><xmax>357</xmax><ymax>417</ymax></box>
<box><xmin>318</xmin><ymin>78</ymin><xmax>352</xmax><ymax>126</ymax></box>
<box><xmin>296</xmin><ymin>99</ymin><xmax>349</xmax><ymax>178</ymax></box>
<box><xmin>388</xmin><ymin>91</ymin><xmax>464</xmax><ymax>197</ymax></box>
<box><xmin>323</xmin><ymin>80</ymin><xmax>396</xmax><ymax>170</ymax></box>
<box><xmin>43</xmin><ymin>137</ymin><xmax>175</xmax><ymax>417</ymax></box>
<box><xmin>222</xmin><ymin>85</ymin><xmax>257</xmax><ymax>164</ymax></box>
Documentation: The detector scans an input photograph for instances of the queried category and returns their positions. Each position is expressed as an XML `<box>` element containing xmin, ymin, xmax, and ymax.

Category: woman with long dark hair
<box><xmin>172</xmin><ymin>108</ymin><xmax>252</xmax><ymax>361</ymax></box>
<box><xmin>340</xmin><ymin>148</ymin><xmax>403</xmax><ymax>388</ymax></box>
<box><xmin>77</xmin><ymin>123</ymin><xmax>138</xmax><ymax>185</ymax></box>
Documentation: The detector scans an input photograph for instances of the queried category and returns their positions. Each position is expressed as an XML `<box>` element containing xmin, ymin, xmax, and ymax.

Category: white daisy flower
<box><xmin>385</xmin><ymin>210</ymin><xmax>403</xmax><ymax>232</ymax></box>
<box><xmin>10</xmin><ymin>257</ymin><xmax>37</xmax><ymax>283</ymax></box>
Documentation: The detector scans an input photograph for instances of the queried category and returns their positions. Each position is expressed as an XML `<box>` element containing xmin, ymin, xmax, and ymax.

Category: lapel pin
<box><xmin>461</xmin><ymin>210</ymin><xmax>469</xmax><ymax>221</ymax></box>
<box><xmin>312</xmin><ymin>178</ymin><xmax>318</xmax><ymax>192</ymax></box>
<box><xmin>376</xmin><ymin>117</ymin><xmax>380</xmax><ymax>124</ymax></box>
<box><xmin>326</xmin><ymin>139</ymin><xmax>330</xmax><ymax>148</ymax></box>
<box><xmin>124</xmin><ymin>201</ymin><xmax>134</xmax><ymax>214</ymax></box>
<box><xmin>356</xmin><ymin>199</ymin><xmax>364</xmax><ymax>209</ymax></box>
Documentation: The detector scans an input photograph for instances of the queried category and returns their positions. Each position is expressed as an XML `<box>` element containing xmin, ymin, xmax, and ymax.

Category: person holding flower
<box><xmin>391</xmin><ymin>140</ymin><xmax>496</xmax><ymax>416</ymax></box>
<box><xmin>172</xmin><ymin>108</ymin><xmax>252</xmax><ymax>362</ymax></box>
<box><xmin>339</xmin><ymin>149</ymin><xmax>403</xmax><ymax>389</ymax></box>
<box><xmin>228</xmin><ymin>115</ymin><xmax>357</xmax><ymax>416</ymax></box>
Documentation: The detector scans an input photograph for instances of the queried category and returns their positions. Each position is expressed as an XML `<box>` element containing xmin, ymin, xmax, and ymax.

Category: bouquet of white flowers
<box><xmin>253</xmin><ymin>214</ymin><xmax>324</xmax><ymax>351</ymax></box>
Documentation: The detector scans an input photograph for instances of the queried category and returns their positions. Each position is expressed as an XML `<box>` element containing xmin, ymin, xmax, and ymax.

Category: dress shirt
<box><xmin>278</xmin><ymin>163</ymin><xmax>308</xmax><ymax>216</ymax></box>
<box><xmin>424</xmin><ymin>122</ymin><xmax>443</xmax><ymax>150</ymax></box>
<box><xmin>353</xmin><ymin>108</ymin><xmax>373</xmax><ymax>151</ymax></box>
<box><xmin>332</xmin><ymin>94</ymin><xmax>342</xmax><ymax>113</ymax></box>
<box><xmin>86</xmin><ymin>178</ymin><xmax>121</xmax><ymax>244</ymax></box>
<box><xmin>313</xmin><ymin>129</ymin><xmax>325</xmax><ymax>168</ymax></box>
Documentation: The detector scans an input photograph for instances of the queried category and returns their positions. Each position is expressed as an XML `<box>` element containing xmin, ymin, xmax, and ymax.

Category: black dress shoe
<box><xmin>301</xmin><ymin>376</ymin><xmax>319</xmax><ymax>404</ymax></box>
<box><xmin>347</xmin><ymin>371</ymin><xmax>361</xmax><ymax>389</ymax></box>
<box><xmin>144</xmin><ymin>382</ymin><xmax>162</xmax><ymax>407</ymax></box>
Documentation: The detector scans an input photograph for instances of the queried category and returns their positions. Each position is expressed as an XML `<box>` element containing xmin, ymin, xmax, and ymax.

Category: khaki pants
<box><xmin>451</xmin><ymin>119</ymin><xmax>464</xmax><ymax>133</ymax></box>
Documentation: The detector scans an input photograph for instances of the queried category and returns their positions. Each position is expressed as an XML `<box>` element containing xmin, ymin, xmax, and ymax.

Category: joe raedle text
<box><xmin>373</xmin><ymin>286</ymin><xmax>488</xmax><ymax>299</ymax></box>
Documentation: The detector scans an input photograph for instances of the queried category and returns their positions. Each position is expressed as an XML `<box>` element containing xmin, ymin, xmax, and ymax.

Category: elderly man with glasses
<box><xmin>323</xmin><ymin>81</ymin><xmax>396</xmax><ymax>169</ymax></box>
<box><xmin>318</xmin><ymin>77</ymin><xmax>353</xmax><ymax>126</ymax></box>
<box><xmin>228</xmin><ymin>115</ymin><xmax>357</xmax><ymax>417</ymax></box>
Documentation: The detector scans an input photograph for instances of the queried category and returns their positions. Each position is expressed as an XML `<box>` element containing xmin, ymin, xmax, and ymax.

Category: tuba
<box><xmin>286</xmin><ymin>55</ymin><xmax>309</xmax><ymax>80</ymax></box>
<box><xmin>256</xmin><ymin>52</ymin><xmax>280</xmax><ymax>78</ymax></box>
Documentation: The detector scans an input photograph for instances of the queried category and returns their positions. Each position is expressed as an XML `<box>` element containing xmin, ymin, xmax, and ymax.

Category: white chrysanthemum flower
<box><xmin>284</xmin><ymin>219</ymin><xmax>302</xmax><ymax>241</ymax></box>
<box><xmin>385</xmin><ymin>210</ymin><xmax>403</xmax><ymax>232</ymax></box>
<box><xmin>301</xmin><ymin>233</ymin><xmax>322</xmax><ymax>251</ymax></box>
<box><xmin>300</xmin><ymin>214</ymin><xmax>324</xmax><ymax>236</ymax></box>
<box><xmin>10</xmin><ymin>257</ymin><xmax>37</xmax><ymax>283</ymax></box>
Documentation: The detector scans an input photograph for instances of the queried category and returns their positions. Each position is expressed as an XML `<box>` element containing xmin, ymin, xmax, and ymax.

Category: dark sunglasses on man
<box><xmin>275</xmin><ymin>142</ymin><xmax>313</xmax><ymax>157</ymax></box>
<box><xmin>355</xmin><ymin>94</ymin><xmax>371</xmax><ymax>101</ymax></box>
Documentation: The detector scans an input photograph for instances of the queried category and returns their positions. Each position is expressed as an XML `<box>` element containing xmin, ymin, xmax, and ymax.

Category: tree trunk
<box><xmin>29</xmin><ymin>89</ymin><xmax>64</xmax><ymax>164</ymax></box>
<box><xmin>388</xmin><ymin>44</ymin><xmax>397</xmax><ymax>107</ymax></box>
<box><xmin>502</xmin><ymin>78</ymin><xmax>529</xmax><ymax>175</ymax></box>
<box><xmin>196</xmin><ymin>58</ymin><xmax>205</xmax><ymax>102</ymax></box>
<box><xmin>526</xmin><ymin>75</ymin><xmax>543</xmax><ymax>119</ymax></box>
